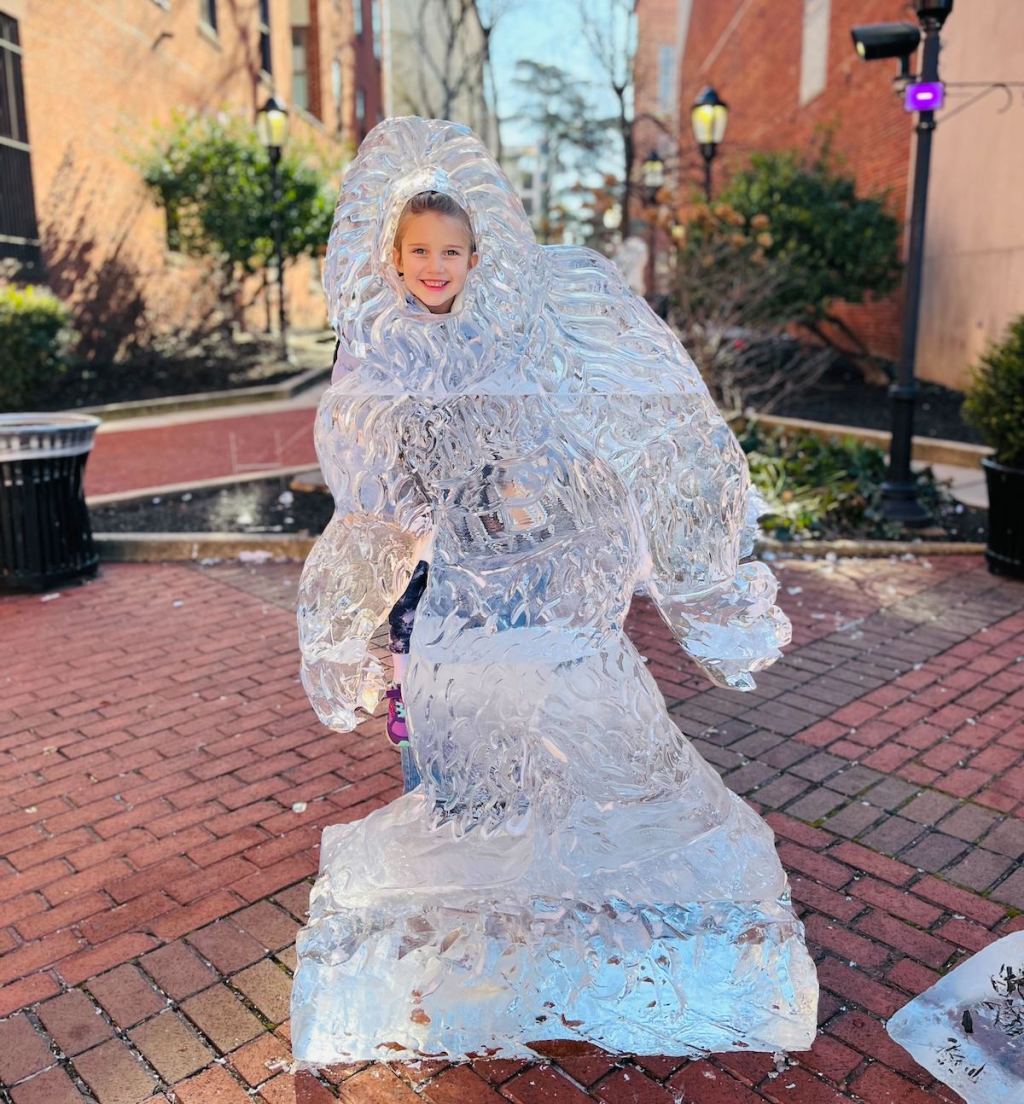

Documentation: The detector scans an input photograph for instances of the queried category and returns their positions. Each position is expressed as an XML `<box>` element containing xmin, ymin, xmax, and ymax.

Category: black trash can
<box><xmin>0</xmin><ymin>413</ymin><xmax>101</xmax><ymax>592</ymax></box>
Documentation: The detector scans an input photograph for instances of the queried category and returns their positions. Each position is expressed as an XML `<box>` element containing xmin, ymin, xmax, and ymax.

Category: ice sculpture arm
<box><xmin>297</xmin><ymin>389</ymin><xmax>427</xmax><ymax>731</ymax></box>
<box><xmin>641</xmin><ymin>400</ymin><xmax>790</xmax><ymax>693</ymax></box>
<box><xmin>297</xmin><ymin>513</ymin><xmax>419</xmax><ymax>731</ymax></box>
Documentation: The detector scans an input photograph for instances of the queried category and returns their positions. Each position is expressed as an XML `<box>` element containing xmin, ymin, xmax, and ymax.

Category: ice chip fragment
<box><xmin>888</xmin><ymin>932</ymin><xmax>1024</xmax><ymax>1103</ymax></box>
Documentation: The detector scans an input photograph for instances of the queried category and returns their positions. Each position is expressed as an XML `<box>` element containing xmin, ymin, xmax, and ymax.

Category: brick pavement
<box><xmin>85</xmin><ymin>407</ymin><xmax>318</xmax><ymax>499</ymax></box>
<box><xmin>0</xmin><ymin>555</ymin><xmax>1021</xmax><ymax>1103</ymax></box>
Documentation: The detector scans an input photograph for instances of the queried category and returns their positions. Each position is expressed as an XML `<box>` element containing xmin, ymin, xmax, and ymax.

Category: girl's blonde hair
<box><xmin>394</xmin><ymin>191</ymin><xmax>477</xmax><ymax>253</ymax></box>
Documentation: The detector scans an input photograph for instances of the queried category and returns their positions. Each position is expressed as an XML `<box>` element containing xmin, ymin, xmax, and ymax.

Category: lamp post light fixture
<box><xmin>640</xmin><ymin>149</ymin><xmax>665</xmax><ymax>301</ymax></box>
<box><xmin>690</xmin><ymin>86</ymin><xmax>728</xmax><ymax>202</ymax></box>
<box><xmin>851</xmin><ymin>0</ymin><xmax>954</xmax><ymax>527</ymax></box>
<box><xmin>256</xmin><ymin>94</ymin><xmax>290</xmax><ymax>359</ymax></box>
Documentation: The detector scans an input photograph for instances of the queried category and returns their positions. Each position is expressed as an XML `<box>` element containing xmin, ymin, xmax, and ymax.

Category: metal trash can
<box><xmin>0</xmin><ymin>413</ymin><xmax>101</xmax><ymax>591</ymax></box>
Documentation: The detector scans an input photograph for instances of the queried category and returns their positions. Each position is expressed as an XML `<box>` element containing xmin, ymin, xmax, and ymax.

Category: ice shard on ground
<box><xmin>888</xmin><ymin>932</ymin><xmax>1024</xmax><ymax>1103</ymax></box>
<box><xmin>291</xmin><ymin>116</ymin><xmax>818</xmax><ymax>1063</ymax></box>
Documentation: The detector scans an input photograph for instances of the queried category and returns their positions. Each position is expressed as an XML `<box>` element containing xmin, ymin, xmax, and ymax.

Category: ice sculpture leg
<box><xmin>292</xmin><ymin>630</ymin><xmax>818</xmax><ymax>1062</ymax></box>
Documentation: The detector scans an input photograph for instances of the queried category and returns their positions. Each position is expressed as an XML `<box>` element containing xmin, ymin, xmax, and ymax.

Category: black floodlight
<box><xmin>851</xmin><ymin>23</ymin><xmax>921</xmax><ymax>62</ymax></box>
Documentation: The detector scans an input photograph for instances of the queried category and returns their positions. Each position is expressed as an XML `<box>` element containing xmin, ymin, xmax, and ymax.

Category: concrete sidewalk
<box><xmin>0</xmin><ymin>556</ymin><xmax>1021</xmax><ymax>1103</ymax></box>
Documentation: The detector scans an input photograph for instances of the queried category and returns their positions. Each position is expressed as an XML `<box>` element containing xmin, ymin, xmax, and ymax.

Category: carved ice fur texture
<box><xmin>888</xmin><ymin>932</ymin><xmax>1024</xmax><ymax>1103</ymax></box>
<box><xmin>292</xmin><ymin>117</ymin><xmax>818</xmax><ymax>1062</ymax></box>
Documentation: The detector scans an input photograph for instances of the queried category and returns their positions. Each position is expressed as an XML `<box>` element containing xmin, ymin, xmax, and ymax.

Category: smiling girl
<box><xmin>383</xmin><ymin>191</ymin><xmax>478</xmax><ymax>785</ymax></box>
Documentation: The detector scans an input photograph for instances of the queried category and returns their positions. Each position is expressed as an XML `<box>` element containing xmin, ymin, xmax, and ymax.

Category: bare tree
<box><xmin>392</xmin><ymin>0</ymin><xmax>512</xmax><ymax>153</ymax></box>
<box><xmin>577</xmin><ymin>0</ymin><xmax>638</xmax><ymax>221</ymax></box>
<box><xmin>670</xmin><ymin>225</ymin><xmax>835</xmax><ymax>415</ymax></box>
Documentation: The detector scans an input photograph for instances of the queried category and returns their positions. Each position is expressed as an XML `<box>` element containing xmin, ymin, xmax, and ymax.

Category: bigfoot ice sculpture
<box><xmin>292</xmin><ymin>117</ymin><xmax>818</xmax><ymax>1063</ymax></box>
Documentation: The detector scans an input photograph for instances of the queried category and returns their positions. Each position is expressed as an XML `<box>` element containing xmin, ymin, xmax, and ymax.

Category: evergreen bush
<box><xmin>963</xmin><ymin>315</ymin><xmax>1024</xmax><ymax>468</ymax></box>
<box><xmin>0</xmin><ymin>285</ymin><xmax>73</xmax><ymax>411</ymax></box>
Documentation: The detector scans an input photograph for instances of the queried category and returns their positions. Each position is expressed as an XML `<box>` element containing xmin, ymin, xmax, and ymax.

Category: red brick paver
<box><xmin>0</xmin><ymin>555</ymin><xmax>1021</xmax><ymax>1102</ymax></box>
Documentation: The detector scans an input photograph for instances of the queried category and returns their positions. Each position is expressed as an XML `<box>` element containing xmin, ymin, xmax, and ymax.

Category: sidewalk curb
<box><xmin>751</xmin><ymin>413</ymin><xmax>991</xmax><ymax>468</ymax></box>
<box><xmin>81</xmin><ymin>364</ymin><xmax>331</xmax><ymax>424</ymax></box>
<box><xmin>95</xmin><ymin>532</ymin><xmax>315</xmax><ymax>562</ymax></box>
<box><xmin>759</xmin><ymin>537</ymin><xmax>987</xmax><ymax>558</ymax></box>
<box><xmin>93</xmin><ymin>532</ymin><xmax>987</xmax><ymax>563</ymax></box>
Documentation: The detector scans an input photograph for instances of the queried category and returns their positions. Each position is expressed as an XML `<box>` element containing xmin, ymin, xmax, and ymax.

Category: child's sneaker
<box><xmin>385</xmin><ymin>686</ymin><xmax>409</xmax><ymax>746</ymax></box>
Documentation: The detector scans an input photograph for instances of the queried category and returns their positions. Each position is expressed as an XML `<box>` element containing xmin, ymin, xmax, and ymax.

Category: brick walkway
<box><xmin>1</xmin><ymin>555</ymin><xmax>1022</xmax><ymax>1103</ymax></box>
<box><xmin>85</xmin><ymin>407</ymin><xmax>319</xmax><ymax>498</ymax></box>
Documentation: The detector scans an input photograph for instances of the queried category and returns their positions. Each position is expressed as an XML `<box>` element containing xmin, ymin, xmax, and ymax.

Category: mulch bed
<box><xmin>90</xmin><ymin>476</ymin><xmax>987</xmax><ymax>544</ymax></box>
<box><xmin>769</xmin><ymin>359</ymin><xmax>982</xmax><ymax>445</ymax></box>
<box><xmin>89</xmin><ymin>478</ymin><xmax>333</xmax><ymax>536</ymax></box>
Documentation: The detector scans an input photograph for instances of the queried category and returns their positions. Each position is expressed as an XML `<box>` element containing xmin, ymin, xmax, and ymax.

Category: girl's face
<box><xmin>393</xmin><ymin>211</ymin><xmax>478</xmax><ymax>314</ymax></box>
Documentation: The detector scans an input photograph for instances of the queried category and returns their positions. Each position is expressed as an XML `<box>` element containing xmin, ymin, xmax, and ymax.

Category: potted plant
<box><xmin>963</xmin><ymin>315</ymin><xmax>1024</xmax><ymax>579</ymax></box>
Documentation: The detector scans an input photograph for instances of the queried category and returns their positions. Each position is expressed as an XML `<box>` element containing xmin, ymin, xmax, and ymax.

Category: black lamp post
<box><xmin>852</xmin><ymin>1</ymin><xmax>954</xmax><ymax>526</ymax></box>
<box><xmin>690</xmin><ymin>86</ymin><xmax>728</xmax><ymax>202</ymax></box>
<box><xmin>256</xmin><ymin>95</ymin><xmax>290</xmax><ymax>359</ymax></box>
<box><xmin>640</xmin><ymin>149</ymin><xmax>664</xmax><ymax>300</ymax></box>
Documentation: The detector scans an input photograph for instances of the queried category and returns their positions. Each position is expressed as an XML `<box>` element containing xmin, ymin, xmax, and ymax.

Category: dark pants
<box><xmin>388</xmin><ymin>560</ymin><xmax>429</xmax><ymax>655</ymax></box>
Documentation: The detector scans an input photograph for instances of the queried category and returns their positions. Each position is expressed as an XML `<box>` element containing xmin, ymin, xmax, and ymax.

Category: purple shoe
<box><xmin>385</xmin><ymin>686</ymin><xmax>409</xmax><ymax>746</ymax></box>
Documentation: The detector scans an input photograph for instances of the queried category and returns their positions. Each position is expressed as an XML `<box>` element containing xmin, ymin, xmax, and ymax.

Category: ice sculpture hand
<box><xmin>649</xmin><ymin>562</ymin><xmax>791</xmax><ymax>691</ymax></box>
<box><xmin>297</xmin><ymin>512</ymin><xmax>418</xmax><ymax>730</ymax></box>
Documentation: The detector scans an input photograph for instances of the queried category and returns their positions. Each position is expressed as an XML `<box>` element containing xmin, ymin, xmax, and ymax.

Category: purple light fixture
<box><xmin>905</xmin><ymin>81</ymin><xmax>945</xmax><ymax>112</ymax></box>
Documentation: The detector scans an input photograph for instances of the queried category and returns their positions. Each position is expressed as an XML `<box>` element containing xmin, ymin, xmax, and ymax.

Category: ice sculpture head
<box><xmin>324</xmin><ymin>116</ymin><xmax>537</xmax><ymax>367</ymax></box>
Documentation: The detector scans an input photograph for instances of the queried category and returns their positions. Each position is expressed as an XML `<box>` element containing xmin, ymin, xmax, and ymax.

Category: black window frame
<box><xmin>199</xmin><ymin>0</ymin><xmax>218</xmax><ymax>33</ymax></box>
<box><xmin>259</xmin><ymin>0</ymin><xmax>272</xmax><ymax>76</ymax></box>
<box><xmin>0</xmin><ymin>11</ymin><xmax>41</xmax><ymax>269</ymax></box>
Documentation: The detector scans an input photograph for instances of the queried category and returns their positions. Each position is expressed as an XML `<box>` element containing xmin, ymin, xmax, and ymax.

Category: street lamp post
<box><xmin>852</xmin><ymin>1</ymin><xmax>954</xmax><ymax>526</ymax></box>
<box><xmin>641</xmin><ymin>149</ymin><xmax>665</xmax><ymax>302</ymax></box>
<box><xmin>690</xmin><ymin>87</ymin><xmax>728</xmax><ymax>202</ymax></box>
<box><xmin>256</xmin><ymin>95</ymin><xmax>290</xmax><ymax>360</ymax></box>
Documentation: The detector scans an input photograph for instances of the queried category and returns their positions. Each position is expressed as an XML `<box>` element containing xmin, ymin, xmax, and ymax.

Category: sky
<box><xmin>489</xmin><ymin>0</ymin><xmax>625</xmax><ymax>155</ymax></box>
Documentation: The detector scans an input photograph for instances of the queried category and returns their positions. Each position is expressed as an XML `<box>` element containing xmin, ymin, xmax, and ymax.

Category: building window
<box><xmin>352</xmin><ymin>0</ymin><xmax>362</xmax><ymax>37</ymax></box>
<box><xmin>0</xmin><ymin>12</ymin><xmax>40</xmax><ymax>268</ymax></box>
<box><xmin>370</xmin><ymin>0</ymin><xmax>381</xmax><ymax>60</ymax></box>
<box><xmin>657</xmin><ymin>44</ymin><xmax>675</xmax><ymax>114</ymax></box>
<box><xmin>356</xmin><ymin>87</ymin><xmax>365</xmax><ymax>136</ymax></box>
<box><xmin>292</xmin><ymin>28</ymin><xmax>309</xmax><ymax>110</ymax></box>
<box><xmin>799</xmin><ymin>0</ymin><xmax>830</xmax><ymax>105</ymax></box>
<box><xmin>331</xmin><ymin>56</ymin><xmax>343</xmax><ymax>123</ymax></box>
<box><xmin>199</xmin><ymin>0</ymin><xmax>217</xmax><ymax>32</ymax></box>
<box><xmin>259</xmin><ymin>0</ymin><xmax>273</xmax><ymax>75</ymax></box>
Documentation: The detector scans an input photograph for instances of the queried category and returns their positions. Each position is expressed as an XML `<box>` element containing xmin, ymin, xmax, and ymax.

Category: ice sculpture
<box><xmin>292</xmin><ymin>117</ymin><xmax>818</xmax><ymax>1063</ymax></box>
<box><xmin>888</xmin><ymin>932</ymin><xmax>1024</xmax><ymax>1103</ymax></box>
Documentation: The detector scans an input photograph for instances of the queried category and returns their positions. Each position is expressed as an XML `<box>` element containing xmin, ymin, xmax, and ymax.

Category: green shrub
<box><xmin>716</xmin><ymin>146</ymin><xmax>902</xmax><ymax>327</ymax></box>
<box><xmin>0</xmin><ymin>285</ymin><xmax>73</xmax><ymax>411</ymax></box>
<box><xmin>739</xmin><ymin>421</ymin><xmax>954</xmax><ymax>539</ymax></box>
<box><xmin>962</xmin><ymin>315</ymin><xmax>1024</xmax><ymax>468</ymax></box>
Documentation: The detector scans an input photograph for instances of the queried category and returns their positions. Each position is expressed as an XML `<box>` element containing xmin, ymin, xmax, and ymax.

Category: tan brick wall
<box><xmin>639</xmin><ymin>0</ymin><xmax>915</xmax><ymax>363</ymax></box>
<box><xmin>13</xmin><ymin>0</ymin><xmax>366</xmax><ymax>358</ymax></box>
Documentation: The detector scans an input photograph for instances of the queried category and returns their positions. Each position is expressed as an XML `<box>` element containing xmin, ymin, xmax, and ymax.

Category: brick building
<box><xmin>636</xmin><ymin>0</ymin><xmax>912</xmax><ymax>366</ymax></box>
<box><xmin>0</xmin><ymin>0</ymin><xmax>383</xmax><ymax>358</ymax></box>
<box><xmin>636</xmin><ymin>0</ymin><xmax>1024</xmax><ymax>389</ymax></box>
